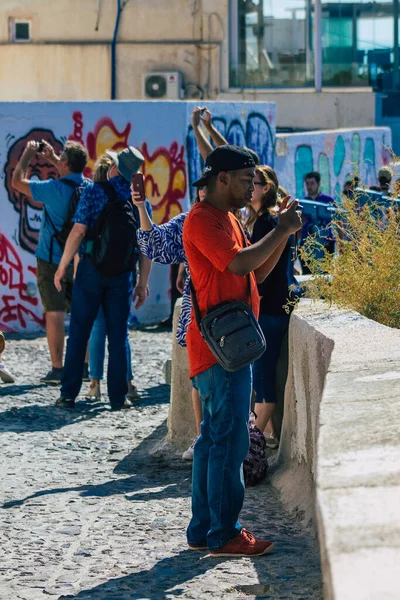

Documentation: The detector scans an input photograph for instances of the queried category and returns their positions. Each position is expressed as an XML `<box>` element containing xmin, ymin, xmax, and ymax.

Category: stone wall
<box><xmin>276</xmin><ymin>300</ymin><xmax>400</xmax><ymax>599</ymax></box>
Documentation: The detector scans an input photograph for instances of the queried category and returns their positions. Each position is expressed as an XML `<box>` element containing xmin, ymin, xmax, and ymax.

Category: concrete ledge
<box><xmin>277</xmin><ymin>300</ymin><xmax>400</xmax><ymax>599</ymax></box>
<box><xmin>165</xmin><ymin>298</ymin><xmax>196</xmax><ymax>451</ymax></box>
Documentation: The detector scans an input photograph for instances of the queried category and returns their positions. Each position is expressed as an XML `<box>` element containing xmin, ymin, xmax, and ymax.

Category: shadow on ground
<box><xmin>59</xmin><ymin>551</ymin><xmax>231</xmax><ymax>600</ymax></box>
<box><xmin>0</xmin><ymin>400</ymin><xmax>108</xmax><ymax>433</ymax></box>
<box><xmin>2</xmin><ymin>421</ymin><xmax>191</xmax><ymax>510</ymax></box>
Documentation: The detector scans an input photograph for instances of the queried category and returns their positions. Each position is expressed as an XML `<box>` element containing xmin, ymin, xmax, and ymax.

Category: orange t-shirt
<box><xmin>183</xmin><ymin>202</ymin><xmax>260</xmax><ymax>378</ymax></box>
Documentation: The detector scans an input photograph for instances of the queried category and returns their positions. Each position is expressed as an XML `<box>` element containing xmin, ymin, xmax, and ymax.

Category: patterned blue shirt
<box><xmin>73</xmin><ymin>175</ymin><xmax>152</xmax><ymax>255</ymax></box>
<box><xmin>137</xmin><ymin>212</ymin><xmax>191</xmax><ymax>346</ymax></box>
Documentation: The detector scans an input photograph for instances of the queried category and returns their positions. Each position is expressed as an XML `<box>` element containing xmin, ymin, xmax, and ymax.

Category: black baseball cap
<box><xmin>193</xmin><ymin>145</ymin><xmax>256</xmax><ymax>187</ymax></box>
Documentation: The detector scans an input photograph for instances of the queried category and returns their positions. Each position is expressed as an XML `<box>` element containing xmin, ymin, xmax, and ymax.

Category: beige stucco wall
<box><xmin>0</xmin><ymin>0</ymin><xmax>377</xmax><ymax>129</ymax></box>
<box><xmin>0</xmin><ymin>0</ymin><xmax>226</xmax><ymax>101</ymax></box>
<box><xmin>218</xmin><ymin>89</ymin><xmax>376</xmax><ymax>129</ymax></box>
<box><xmin>0</xmin><ymin>0</ymin><xmax>227</xmax><ymax>43</ymax></box>
<box><xmin>0</xmin><ymin>44</ymin><xmax>110</xmax><ymax>101</ymax></box>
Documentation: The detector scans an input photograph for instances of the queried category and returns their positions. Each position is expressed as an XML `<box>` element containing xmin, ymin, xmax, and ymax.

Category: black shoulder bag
<box><xmin>189</xmin><ymin>221</ymin><xmax>266</xmax><ymax>372</ymax></box>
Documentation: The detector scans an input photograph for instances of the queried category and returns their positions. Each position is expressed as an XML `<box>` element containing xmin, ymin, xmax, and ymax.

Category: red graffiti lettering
<box><xmin>0</xmin><ymin>234</ymin><xmax>44</xmax><ymax>331</ymax></box>
<box><xmin>141</xmin><ymin>141</ymin><xmax>187</xmax><ymax>224</ymax></box>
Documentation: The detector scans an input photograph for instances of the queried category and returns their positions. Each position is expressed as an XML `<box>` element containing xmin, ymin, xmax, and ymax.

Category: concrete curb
<box><xmin>276</xmin><ymin>299</ymin><xmax>400</xmax><ymax>599</ymax></box>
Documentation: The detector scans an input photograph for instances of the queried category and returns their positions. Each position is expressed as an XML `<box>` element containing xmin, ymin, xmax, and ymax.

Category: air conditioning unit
<box><xmin>142</xmin><ymin>72</ymin><xmax>183</xmax><ymax>100</ymax></box>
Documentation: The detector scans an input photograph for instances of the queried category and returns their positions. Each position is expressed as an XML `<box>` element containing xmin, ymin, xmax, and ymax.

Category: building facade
<box><xmin>0</xmin><ymin>0</ymin><xmax>398</xmax><ymax>132</ymax></box>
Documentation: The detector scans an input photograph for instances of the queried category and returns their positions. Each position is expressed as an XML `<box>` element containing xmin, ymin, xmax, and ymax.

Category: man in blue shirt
<box><xmin>12</xmin><ymin>140</ymin><xmax>88</xmax><ymax>384</ymax></box>
<box><xmin>53</xmin><ymin>146</ymin><xmax>152</xmax><ymax>410</ymax></box>
<box><xmin>304</xmin><ymin>171</ymin><xmax>334</xmax><ymax>204</ymax></box>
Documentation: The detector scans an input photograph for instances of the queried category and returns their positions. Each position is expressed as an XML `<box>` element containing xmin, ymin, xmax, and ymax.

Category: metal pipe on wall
<box><xmin>314</xmin><ymin>0</ymin><xmax>322</xmax><ymax>92</ymax></box>
<box><xmin>111</xmin><ymin>0</ymin><xmax>122</xmax><ymax>100</ymax></box>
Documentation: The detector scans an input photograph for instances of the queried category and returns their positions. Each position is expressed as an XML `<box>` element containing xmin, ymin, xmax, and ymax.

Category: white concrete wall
<box><xmin>276</xmin><ymin>300</ymin><xmax>400</xmax><ymax>599</ymax></box>
<box><xmin>275</xmin><ymin>126</ymin><xmax>392</xmax><ymax>199</ymax></box>
<box><xmin>0</xmin><ymin>100</ymin><xmax>275</xmax><ymax>333</ymax></box>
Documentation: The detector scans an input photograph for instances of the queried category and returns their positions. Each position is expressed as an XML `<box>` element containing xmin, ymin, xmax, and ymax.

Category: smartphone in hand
<box><xmin>132</xmin><ymin>173</ymin><xmax>145</xmax><ymax>202</ymax></box>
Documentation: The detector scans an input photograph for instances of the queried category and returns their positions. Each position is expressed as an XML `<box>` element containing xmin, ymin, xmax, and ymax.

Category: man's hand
<box><xmin>24</xmin><ymin>141</ymin><xmax>38</xmax><ymax>160</ymax></box>
<box><xmin>200</xmin><ymin>107</ymin><xmax>212</xmax><ymax>130</ymax></box>
<box><xmin>38</xmin><ymin>140</ymin><xmax>58</xmax><ymax>164</ymax></box>
<box><xmin>130</xmin><ymin>185</ymin><xmax>145</xmax><ymax>206</ymax></box>
<box><xmin>54</xmin><ymin>264</ymin><xmax>67</xmax><ymax>292</ymax></box>
<box><xmin>191</xmin><ymin>107</ymin><xmax>202</xmax><ymax>128</ymax></box>
<box><xmin>277</xmin><ymin>197</ymin><xmax>303</xmax><ymax>234</ymax></box>
<box><xmin>176</xmin><ymin>266</ymin><xmax>186</xmax><ymax>294</ymax></box>
<box><xmin>132</xmin><ymin>284</ymin><xmax>149</xmax><ymax>309</ymax></box>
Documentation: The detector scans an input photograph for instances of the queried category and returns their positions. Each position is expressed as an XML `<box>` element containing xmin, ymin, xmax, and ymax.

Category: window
<box><xmin>321</xmin><ymin>0</ymin><xmax>394</xmax><ymax>88</ymax></box>
<box><xmin>10</xmin><ymin>20</ymin><xmax>31</xmax><ymax>43</ymax></box>
<box><xmin>230</xmin><ymin>0</ymin><xmax>314</xmax><ymax>88</ymax></box>
<box><xmin>230</xmin><ymin>0</ymin><xmax>399</xmax><ymax>91</ymax></box>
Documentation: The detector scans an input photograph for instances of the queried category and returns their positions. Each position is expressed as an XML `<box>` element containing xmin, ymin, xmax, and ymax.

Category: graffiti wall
<box><xmin>275</xmin><ymin>127</ymin><xmax>392</xmax><ymax>201</ymax></box>
<box><xmin>0</xmin><ymin>101</ymin><xmax>276</xmax><ymax>332</ymax></box>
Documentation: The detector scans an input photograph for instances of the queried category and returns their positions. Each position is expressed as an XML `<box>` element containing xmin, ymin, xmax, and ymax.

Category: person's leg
<box><xmin>187</xmin><ymin>363</ymin><xmax>252</xmax><ymax>550</ymax></box>
<box><xmin>60</xmin><ymin>258</ymin><xmax>103</xmax><ymax>401</ymax></box>
<box><xmin>192</xmin><ymin>388</ymin><xmax>202</xmax><ymax>436</ymax></box>
<box><xmin>103</xmin><ymin>272</ymin><xmax>133</xmax><ymax>409</ymax></box>
<box><xmin>126</xmin><ymin>333</ymin><xmax>133</xmax><ymax>381</ymax></box>
<box><xmin>89</xmin><ymin>306</ymin><xmax>107</xmax><ymax>381</ymax></box>
<box><xmin>0</xmin><ymin>331</ymin><xmax>15</xmax><ymax>384</ymax></box>
<box><xmin>253</xmin><ymin>314</ymin><xmax>290</xmax><ymax>433</ymax></box>
<box><xmin>187</xmin><ymin>377</ymin><xmax>212</xmax><ymax>547</ymax></box>
<box><xmin>205</xmin><ymin>364</ymin><xmax>252</xmax><ymax>550</ymax></box>
<box><xmin>37</xmin><ymin>259</ymin><xmax>73</xmax><ymax>382</ymax></box>
<box><xmin>182</xmin><ymin>386</ymin><xmax>203</xmax><ymax>461</ymax></box>
<box><xmin>45</xmin><ymin>312</ymin><xmax>65</xmax><ymax>369</ymax></box>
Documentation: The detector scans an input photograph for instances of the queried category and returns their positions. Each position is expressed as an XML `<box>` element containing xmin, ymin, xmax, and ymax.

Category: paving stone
<box><xmin>0</xmin><ymin>329</ymin><xmax>322</xmax><ymax>599</ymax></box>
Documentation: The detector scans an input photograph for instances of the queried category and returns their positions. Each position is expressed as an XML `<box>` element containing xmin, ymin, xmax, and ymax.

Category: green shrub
<box><xmin>299</xmin><ymin>191</ymin><xmax>400</xmax><ymax>328</ymax></box>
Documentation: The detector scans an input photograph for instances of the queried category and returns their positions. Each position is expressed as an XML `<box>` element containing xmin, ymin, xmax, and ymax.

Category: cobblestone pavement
<box><xmin>0</xmin><ymin>329</ymin><xmax>322</xmax><ymax>600</ymax></box>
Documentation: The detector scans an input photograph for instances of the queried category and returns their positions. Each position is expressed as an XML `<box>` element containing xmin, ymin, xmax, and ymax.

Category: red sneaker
<box><xmin>209</xmin><ymin>529</ymin><xmax>274</xmax><ymax>557</ymax></box>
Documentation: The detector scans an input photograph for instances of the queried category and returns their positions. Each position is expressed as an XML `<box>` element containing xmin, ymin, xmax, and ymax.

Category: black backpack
<box><xmin>243</xmin><ymin>412</ymin><xmax>269</xmax><ymax>486</ymax></box>
<box><xmin>46</xmin><ymin>177</ymin><xmax>91</xmax><ymax>263</ymax></box>
<box><xmin>88</xmin><ymin>180</ymin><xmax>140</xmax><ymax>277</ymax></box>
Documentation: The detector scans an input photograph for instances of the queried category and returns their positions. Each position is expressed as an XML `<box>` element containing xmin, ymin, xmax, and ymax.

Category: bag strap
<box><xmin>59</xmin><ymin>178</ymin><xmax>80</xmax><ymax>190</ymax></box>
<box><xmin>235</xmin><ymin>217</ymin><xmax>253</xmax><ymax>304</ymax></box>
<box><xmin>97</xmin><ymin>180</ymin><xmax>118</xmax><ymax>202</ymax></box>
<box><xmin>189</xmin><ymin>278</ymin><xmax>203</xmax><ymax>329</ymax></box>
<box><xmin>44</xmin><ymin>178</ymin><xmax>88</xmax><ymax>263</ymax></box>
<box><xmin>189</xmin><ymin>216</ymin><xmax>253</xmax><ymax>327</ymax></box>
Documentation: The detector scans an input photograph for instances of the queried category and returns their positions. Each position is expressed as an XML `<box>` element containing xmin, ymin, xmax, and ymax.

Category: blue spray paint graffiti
<box><xmin>186</xmin><ymin>112</ymin><xmax>274</xmax><ymax>190</ymax></box>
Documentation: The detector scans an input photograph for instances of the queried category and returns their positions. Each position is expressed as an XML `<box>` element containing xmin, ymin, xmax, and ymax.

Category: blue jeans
<box><xmin>253</xmin><ymin>313</ymin><xmax>290</xmax><ymax>404</ymax></box>
<box><xmin>61</xmin><ymin>257</ymin><xmax>133</xmax><ymax>408</ymax></box>
<box><xmin>89</xmin><ymin>306</ymin><xmax>133</xmax><ymax>381</ymax></box>
<box><xmin>187</xmin><ymin>363</ymin><xmax>252</xmax><ymax>550</ymax></box>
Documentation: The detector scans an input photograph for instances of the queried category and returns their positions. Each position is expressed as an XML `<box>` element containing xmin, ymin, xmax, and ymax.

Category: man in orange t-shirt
<box><xmin>183</xmin><ymin>145</ymin><xmax>302</xmax><ymax>558</ymax></box>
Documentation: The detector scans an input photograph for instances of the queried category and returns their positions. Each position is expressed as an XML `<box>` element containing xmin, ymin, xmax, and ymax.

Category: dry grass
<box><xmin>299</xmin><ymin>190</ymin><xmax>400</xmax><ymax>328</ymax></box>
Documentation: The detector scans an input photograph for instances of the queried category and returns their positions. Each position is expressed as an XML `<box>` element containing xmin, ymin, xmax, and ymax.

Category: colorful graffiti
<box><xmin>275</xmin><ymin>127</ymin><xmax>393</xmax><ymax>201</ymax></box>
<box><xmin>0</xmin><ymin>101</ymin><xmax>276</xmax><ymax>332</ymax></box>
<box><xmin>142</xmin><ymin>142</ymin><xmax>187</xmax><ymax>224</ymax></box>
<box><xmin>69</xmin><ymin>111</ymin><xmax>131</xmax><ymax>179</ymax></box>
<box><xmin>0</xmin><ymin>233</ymin><xmax>44</xmax><ymax>331</ymax></box>
<box><xmin>3</xmin><ymin>129</ymin><xmax>64</xmax><ymax>254</ymax></box>
<box><xmin>186</xmin><ymin>111</ymin><xmax>275</xmax><ymax>193</ymax></box>
<box><xmin>69</xmin><ymin>112</ymin><xmax>187</xmax><ymax>224</ymax></box>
